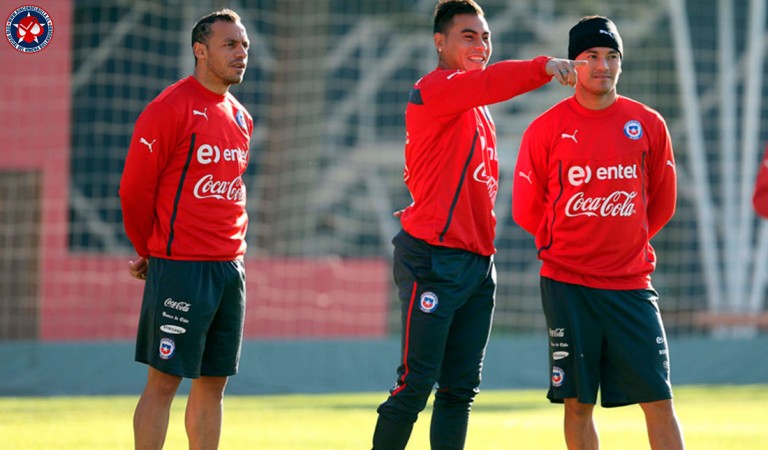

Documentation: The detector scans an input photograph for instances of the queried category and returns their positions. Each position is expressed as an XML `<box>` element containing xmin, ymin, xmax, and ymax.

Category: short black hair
<box><xmin>191</xmin><ymin>8</ymin><xmax>241</xmax><ymax>47</ymax></box>
<box><xmin>433</xmin><ymin>0</ymin><xmax>484</xmax><ymax>34</ymax></box>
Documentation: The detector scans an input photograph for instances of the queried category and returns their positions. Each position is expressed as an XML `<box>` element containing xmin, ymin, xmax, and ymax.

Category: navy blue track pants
<box><xmin>373</xmin><ymin>230</ymin><xmax>495</xmax><ymax>450</ymax></box>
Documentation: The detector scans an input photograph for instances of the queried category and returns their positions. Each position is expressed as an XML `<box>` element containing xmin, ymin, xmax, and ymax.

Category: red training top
<box><xmin>513</xmin><ymin>96</ymin><xmax>677</xmax><ymax>289</ymax></box>
<box><xmin>753</xmin><ymin>145</ymin><xmax>768</xmax><ymax>218</ymax></box>
<box><xmin>399</xmin><ymin>56</ymin><xmax>552</xmax><ymax>256</ymax></box>
<box><xmin>120</xmin><ymin>76</ymin><xmax>253</xmax><ymax>260</ymax></box>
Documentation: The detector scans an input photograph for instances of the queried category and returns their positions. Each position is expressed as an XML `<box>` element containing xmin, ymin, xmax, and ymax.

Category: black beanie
<box><xmin>568</xmin><ymin>16</ymin><xmax>623</xmax><ymax>60</ymax></box>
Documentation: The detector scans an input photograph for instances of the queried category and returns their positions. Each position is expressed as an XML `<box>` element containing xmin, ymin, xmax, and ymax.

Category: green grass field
<box><xmin>1</xmin><ymin>385</ymin><xmax>766</xmax><ymax>449</ymax></box>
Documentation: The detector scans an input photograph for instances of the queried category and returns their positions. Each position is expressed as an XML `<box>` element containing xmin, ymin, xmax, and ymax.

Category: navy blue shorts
<box><xmin>540</xmin><ymin>277</ymin><xmax>673</xmax><ymax>407</ymax></box>
<box><xmin>135</xmin><ymin>257</ymin><xmax>246</xmax><ymax>378</ymax></box>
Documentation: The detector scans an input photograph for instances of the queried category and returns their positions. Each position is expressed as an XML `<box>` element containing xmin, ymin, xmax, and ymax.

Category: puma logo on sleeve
<box><xmin>139</xmin><ymin>137</ymin><xmax>156</xmax><ymax>152</ymax></box>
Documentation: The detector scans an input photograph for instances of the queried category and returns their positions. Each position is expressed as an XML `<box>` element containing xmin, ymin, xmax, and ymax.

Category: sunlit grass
<box><xmin>1</xmin><ymin>385</ymin><xmax>766</xmax><ymax>449</ymax></box>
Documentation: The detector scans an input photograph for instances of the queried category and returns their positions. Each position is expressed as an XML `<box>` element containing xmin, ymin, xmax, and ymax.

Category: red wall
<box><xmin>0</xmin><ymin>1</ymin><xmax>388</xmax><ymax>341</ymax></box>
<box><xmin>40</xmin><ymin>256</ymin><xmax>389</xmax><ymax>340</ymax></box>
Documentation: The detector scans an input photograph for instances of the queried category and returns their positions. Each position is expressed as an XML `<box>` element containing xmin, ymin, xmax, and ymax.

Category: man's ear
<box><xmin>193</xmin><ymin>41</ymin><xmax>207</xmax><ymax>61</ymax></box>
<box><xmin>433</xmin><ymin>33</ymin><xmax>444</xmax><ymax>53</ymax></box>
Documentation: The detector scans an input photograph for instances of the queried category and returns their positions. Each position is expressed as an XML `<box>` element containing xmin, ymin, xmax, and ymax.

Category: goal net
<box><xmin>1</xmin><ymin>0</ymin><xmax>767</xmax><ymax>341</ymax></box>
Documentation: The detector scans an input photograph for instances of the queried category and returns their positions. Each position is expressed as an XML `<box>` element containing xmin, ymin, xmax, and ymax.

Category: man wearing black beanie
<box><xmin>513</xmin><ymin>15</ymin><xmax>686</xmax><ymax>450</ymax></box>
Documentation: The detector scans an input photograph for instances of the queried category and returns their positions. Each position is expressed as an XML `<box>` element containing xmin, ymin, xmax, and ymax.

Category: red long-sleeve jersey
<box><xmin>513</xmin><ymin>96</ymin><xmax>677</xmax><ymax>289</ymax></box>
<box><xmin>754</xmin><ymin>145</ymin><xmax>768</xmax><ymax>218</ymax></box>
<box><xmin>399</xmin><ymin>56</ymin><xmax>552</xmax><ymax>256</ymax></box>
<box><xmin>119</xmin><ymin>76</ymin><xmax>253</xmax><ymax>260</ymax></box>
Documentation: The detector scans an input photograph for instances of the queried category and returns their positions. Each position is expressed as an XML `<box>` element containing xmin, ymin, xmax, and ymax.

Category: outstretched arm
<box><xmin>421</xmin><ymin>57</ymin><xmax>585</xmax><ymax>115</ymax></box>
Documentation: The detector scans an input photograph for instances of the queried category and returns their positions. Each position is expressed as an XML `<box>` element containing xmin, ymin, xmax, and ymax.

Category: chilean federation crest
<box><xmin>551</xmin><ymin>366</ymin><xmax>565</xmax><ymax>387</ymax></box>
<box><xmin>159</xmin><ymin>338</ymin><xmax>175</xmax><ymax>360</ymax></box>
<box><xmin>235</xmin><ymin>109</ymin><xmax>247</xmax><ymax>129</ymax></box>
<box><xmin>623</xmin><ymin>120</ymin><xmax>643</xmax><ymax>140</ymax></box>
<box><xmin>419</xmin><ymin>291</ymin><xmax>438</xmax><ymax>313</ymax></box>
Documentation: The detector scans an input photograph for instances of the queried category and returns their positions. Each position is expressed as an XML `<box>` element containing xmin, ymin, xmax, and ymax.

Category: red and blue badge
<box><xmin>159</xmin><ymin>338</ymin><xmax>175</xmax><ymax>360</ymax></box>
<box><xmin>419</xmin><ymin>291</ymin><xmax>438</xmax><ymax>313</ymax></box>
<box><xmin>235</xmin><ymin>109</ymin><xmax>247</xmax><ymax>129</ymax></box>
<box><xmin>5</xmin><ymin>5</ymin><xmax>53</xmax><ymax>53</ymax></box>
<box><xmin>623</xmin><ymin>120</ymin><xmax>643</xmax><ymax>140</ymax></box>
<box><xmin>551</xmin><ymin>366</ymin><xmax>565</xmax><ymax>387</ymax></box>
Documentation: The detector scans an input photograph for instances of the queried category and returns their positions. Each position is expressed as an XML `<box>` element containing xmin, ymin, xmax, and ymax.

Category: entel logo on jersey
<box><xmin>5</xmin><ymin>6</ymin><xmax>53</xmax><ymax>53</ymax></box>
<box><xmin>419</xmin><ymin>292</ymin><xmax>438</xmax><ymax>313</ymax></box>
<box><xmin>197</xmin><ymin>144</ymin><xmax>247</xmax><ymax>165</ymax></box>
<box><xmin>567</xmin><ymin>163</ymin><xmax>638</xmax><ymax>186</ymax></box>
<box><xmin>566</xmin><ymin>164</ymin><xmax>639</xmax><ymax>218</ymax></box>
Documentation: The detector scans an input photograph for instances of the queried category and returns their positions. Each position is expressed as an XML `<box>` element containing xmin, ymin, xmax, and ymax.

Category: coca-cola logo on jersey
<box><xmin>565</xmin><ymin>191</ymin><xmax>637</xmax><ymax>218</ymax></box>
<box><xmin>194</xmin><ymin>174</ymin><xmax>245</xmax><ymax>201</ymax></box>
<box><xmin>164</xmin><ymin>298</ymin><xmax>191</xmax><ymax>312</ymax></box>
<box><xmin>472</xmin><ymin>135</ymin><xmax>499</xmax><ymax>202</ymax></box>
<box><xmin>564</xmin><ymin>162</ymin><xmax>639</xmax><ymax>218</ymax></box>
<box><xmin>473</xmin><ymin>163</ymin><xmax>498</xmax><ymax>203</ymax></box>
